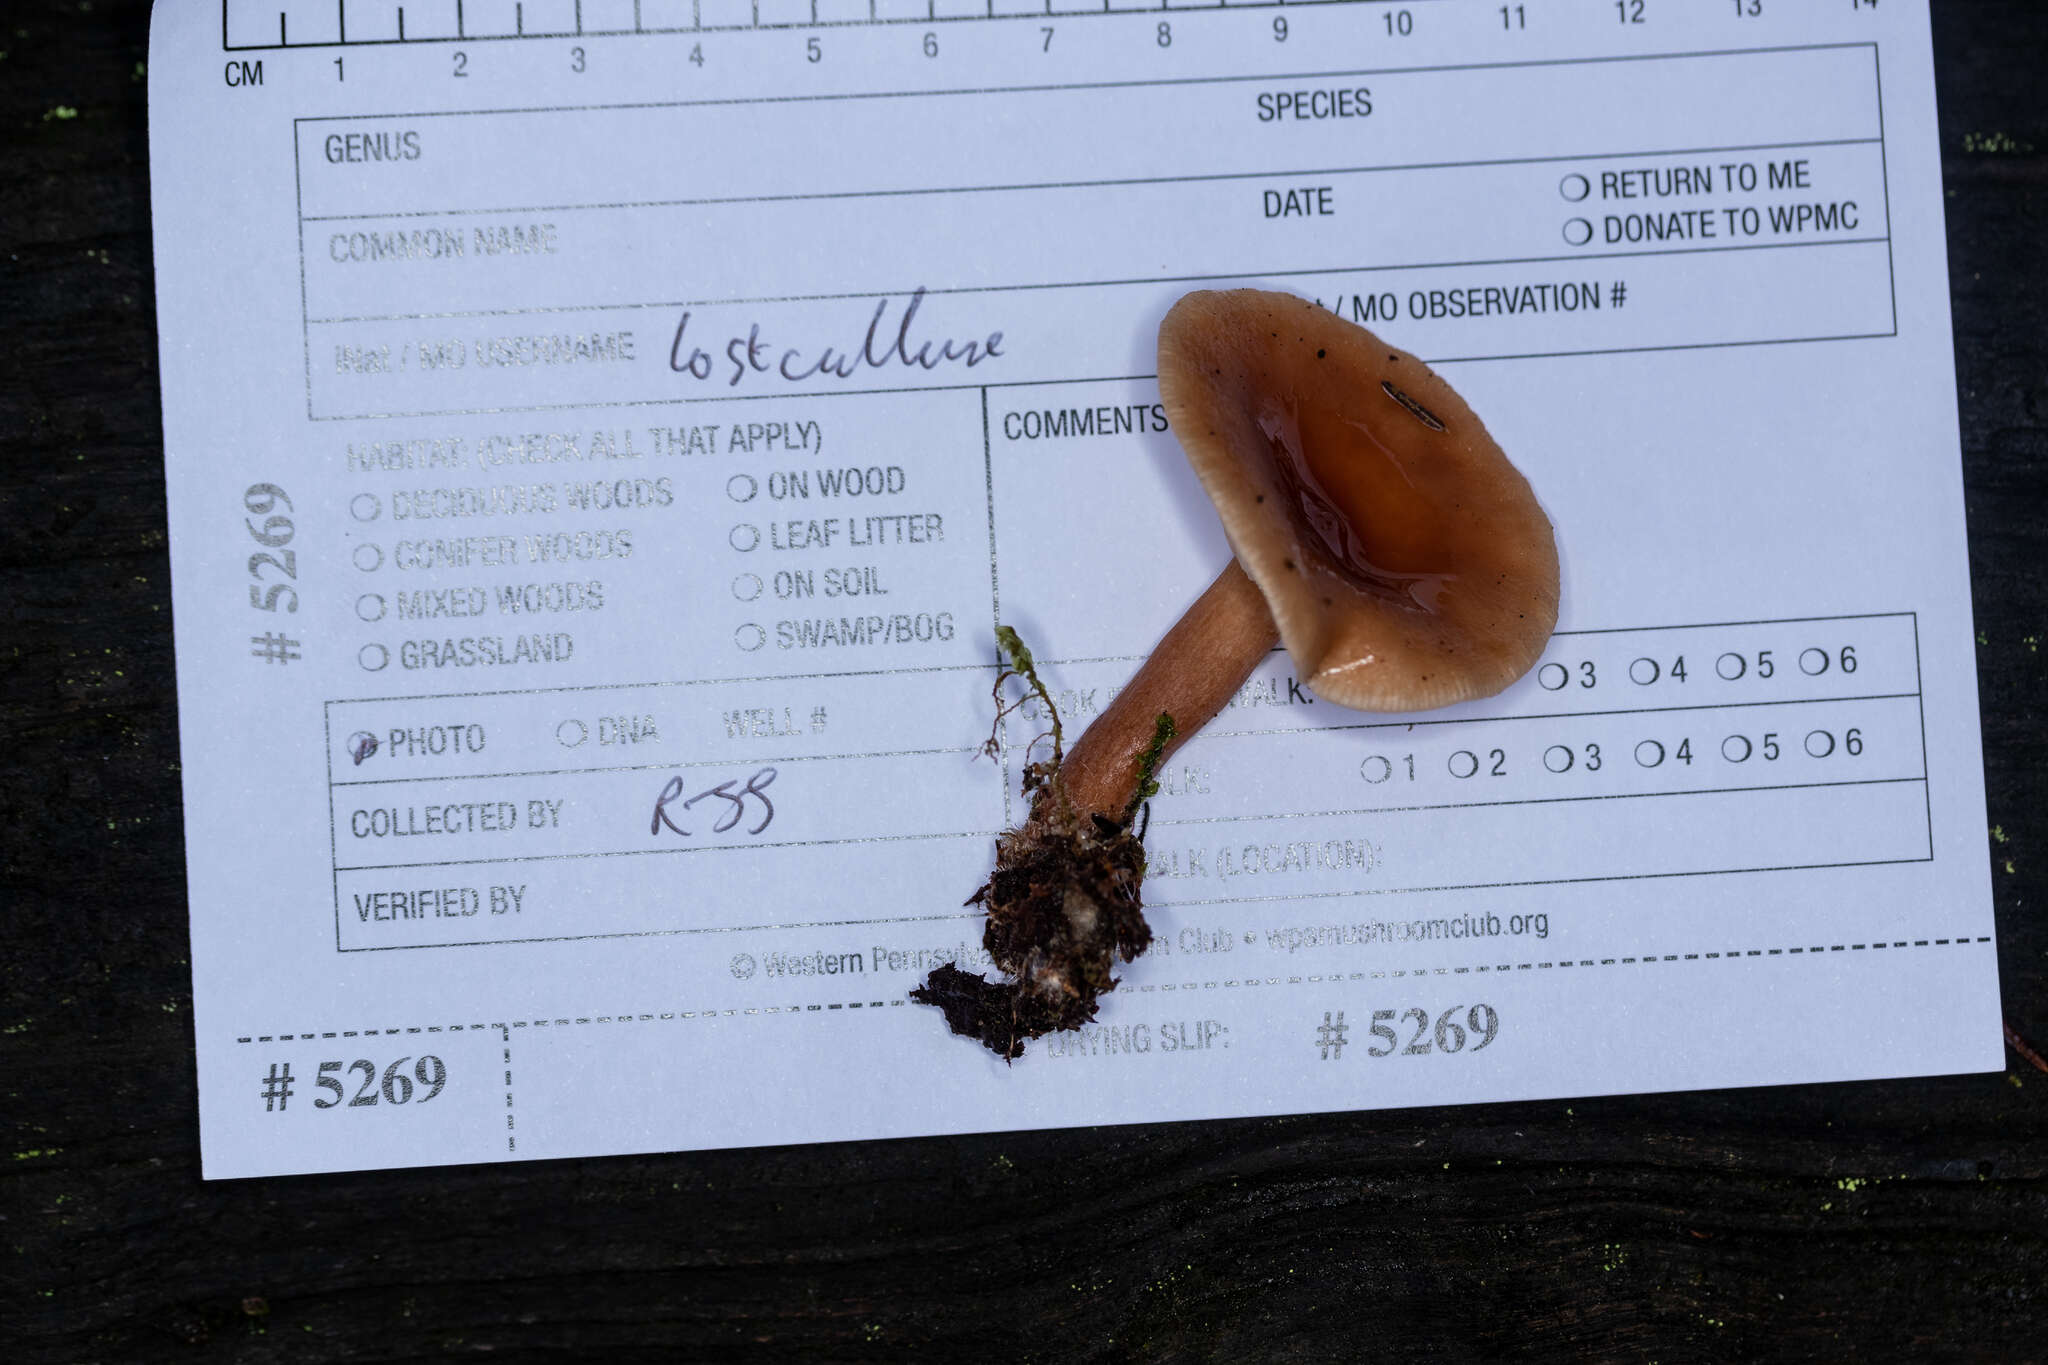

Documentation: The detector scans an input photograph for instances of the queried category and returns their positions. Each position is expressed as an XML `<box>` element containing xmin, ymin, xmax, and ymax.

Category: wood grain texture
<box><xmin>2</xmin><ymin>2</ymin><xmax>2042</xmax><ymax>1359</ymax></box>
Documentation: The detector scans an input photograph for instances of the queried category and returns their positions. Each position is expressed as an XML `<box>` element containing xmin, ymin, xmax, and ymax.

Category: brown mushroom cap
<box><xmin>1158</xmin><ymin>289</ymin><xmax>1559</xmax><ymax>712</ymax></box>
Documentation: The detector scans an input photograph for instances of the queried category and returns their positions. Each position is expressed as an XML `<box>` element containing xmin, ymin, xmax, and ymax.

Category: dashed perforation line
<box><xmin>234</xmin><ymin>936</ymin><xmax>1990</xmax><ymax>1043</ymax></box>
<box><xmin>502</xmin><ymin>1026</ymin><xmax>514</xmax><ymax>1154</ymax></box>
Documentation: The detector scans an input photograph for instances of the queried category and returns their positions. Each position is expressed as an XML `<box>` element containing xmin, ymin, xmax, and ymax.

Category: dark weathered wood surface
<box><xmin>2</xmin><ymin>2</ymin><xmax>2042</xmax><ymax>1359</ymax></box>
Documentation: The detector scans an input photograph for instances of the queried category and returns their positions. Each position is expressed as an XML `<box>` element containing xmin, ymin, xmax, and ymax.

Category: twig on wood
<box><xmin>2005</xmin><ymin>1018</ymin><xmax>2048</xmax><ymax>1075</ymax></box>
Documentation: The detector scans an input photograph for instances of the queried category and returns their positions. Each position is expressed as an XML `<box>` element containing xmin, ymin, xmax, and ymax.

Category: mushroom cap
<box><xmin>1158</xmin><ymin>289</ymin><xmax>1559</xmax><ymax>712</ymax></box>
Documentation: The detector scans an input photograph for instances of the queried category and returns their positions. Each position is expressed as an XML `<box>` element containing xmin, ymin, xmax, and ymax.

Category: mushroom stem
<box><xmin>1051</xmin><ymin>558</ymin><xmax>1280</xmax><ymax>821</ymax></box>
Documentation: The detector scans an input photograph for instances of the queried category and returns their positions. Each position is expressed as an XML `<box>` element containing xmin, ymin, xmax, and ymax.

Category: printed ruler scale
<box><xmin>224</xmin><ymin>0</ymin><xmax>1442</xmax><ymax>48</ymax></box>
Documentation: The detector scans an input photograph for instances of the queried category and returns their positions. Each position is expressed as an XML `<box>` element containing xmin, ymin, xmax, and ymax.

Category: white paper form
<box><xmin>150</xmin><ymin>0</ymin><xmax>1998</xmax><ymax>1179</ymax></box>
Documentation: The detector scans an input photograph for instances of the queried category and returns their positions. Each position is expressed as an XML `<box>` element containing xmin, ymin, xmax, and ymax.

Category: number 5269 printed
<box><xmin>313</xmin><ymin>1055</ymin><xmax>447</xmax><ymax>1108</ymax></box>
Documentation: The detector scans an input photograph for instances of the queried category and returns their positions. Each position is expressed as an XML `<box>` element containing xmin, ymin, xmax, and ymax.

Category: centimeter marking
<box><xmin>226</xmin><ymin>0</ymin><xmax>1435</xmax><ymax>51</ymax></box>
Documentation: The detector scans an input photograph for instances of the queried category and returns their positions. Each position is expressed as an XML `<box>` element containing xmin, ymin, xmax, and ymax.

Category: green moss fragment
<box><xmin>1124</xmin><ymin>711</ymin><xmax>1178</xmax><ymax>824</ymax></box>
<box><xmin>1962</xmin><ymin>131</ymin><xmax>2035</xmax><ymax>155</ymax></box>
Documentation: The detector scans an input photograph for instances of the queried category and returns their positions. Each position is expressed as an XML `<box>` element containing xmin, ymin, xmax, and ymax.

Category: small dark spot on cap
<box><xmin>1255</xmin><ymin>494</ymin><xmax>1265</xmax><ymax>503</ymax></box>
<box><xmin>1283</xmin><ymin>558</ymin><xmax>1297</xmax><ymax>571</ymax></box>
<box><xmin>1317</xmin><ymin>349</ymin><xmax>1327</xmax><ymax>359</ymax></box>
<box><xmin>1323</xmin><ymin>597</ymin><xmax>1334</xmax><ymax>607</ymax></box>
<box><xmin>1388</xmin><ymin>353</ymin><xmax>1398</xmax><ymax>362</ymax></box>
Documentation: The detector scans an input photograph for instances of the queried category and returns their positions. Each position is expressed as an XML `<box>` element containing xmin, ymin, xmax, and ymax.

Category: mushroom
<box><xmin>913</xmin><ymin>289</ymin><xmax>1559</xmax><ymax>1058</ymax></box>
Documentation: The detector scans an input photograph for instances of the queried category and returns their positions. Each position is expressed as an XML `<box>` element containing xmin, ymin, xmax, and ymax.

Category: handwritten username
<box><xmin>668</xmin><ymin>287</ymin><xmax>1003</xmax><ymax>388</ymax></box>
